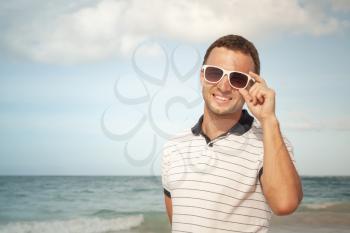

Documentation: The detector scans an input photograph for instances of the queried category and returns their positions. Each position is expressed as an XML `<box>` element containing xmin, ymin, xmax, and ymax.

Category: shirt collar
<box><xmin>191</xmin><ymin>109</ymin><xmax>254</xmax><ymax>137</ymax></box>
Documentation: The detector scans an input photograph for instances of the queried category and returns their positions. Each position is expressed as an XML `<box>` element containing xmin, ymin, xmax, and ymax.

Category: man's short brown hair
<box><xmin>203</xmin><ymin>35</ymin><xmax>260</xmax><ymax>74</ymax></box>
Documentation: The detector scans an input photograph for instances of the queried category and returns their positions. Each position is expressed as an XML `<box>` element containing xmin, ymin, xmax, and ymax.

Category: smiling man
<box><xmin>161</xmin><ymin>35</ymin><xmax>303</xmax><ymax>233</ymax></box>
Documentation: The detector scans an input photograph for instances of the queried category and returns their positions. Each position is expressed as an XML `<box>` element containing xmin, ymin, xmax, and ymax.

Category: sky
<box><xmin>0</xmin><ymin>0</ymin><xmax>350</xmax><ymax>176</ymax></box>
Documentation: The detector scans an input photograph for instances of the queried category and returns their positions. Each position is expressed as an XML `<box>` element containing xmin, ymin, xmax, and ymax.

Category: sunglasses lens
<box><xmin>205</xmin><ymin>66</ymin><xmax>223</xmax><ymax>82</ymax></box>
<box><xmin>229</xmin><ymin>72</ymin><xmax>248</xmax><ymax>88</ymax></box>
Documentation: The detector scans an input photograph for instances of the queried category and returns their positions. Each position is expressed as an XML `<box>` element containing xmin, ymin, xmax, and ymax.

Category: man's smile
<box><xmin>212</xmin><ymin>93</ymin><xmax>233</xmax><ymax>103</ymax></box>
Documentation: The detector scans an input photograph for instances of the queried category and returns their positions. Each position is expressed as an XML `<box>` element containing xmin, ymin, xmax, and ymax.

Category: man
<box><xmin>161</xmin><ymin>35</ymin><xmax>303</xmax><ymax>233</ymax></box>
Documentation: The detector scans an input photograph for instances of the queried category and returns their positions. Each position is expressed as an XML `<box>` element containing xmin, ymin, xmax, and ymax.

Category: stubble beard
<box><xmin>205</xmin><ymin>100</ymin><xmax>243</xmax><ymax>117</ymax></box>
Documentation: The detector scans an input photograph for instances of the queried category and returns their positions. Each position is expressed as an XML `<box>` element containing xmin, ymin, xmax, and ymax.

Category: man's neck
<box><xmin>202</xmin><ymin>108</ymin><xmax>242</xmax><ymax>140</ymax></box>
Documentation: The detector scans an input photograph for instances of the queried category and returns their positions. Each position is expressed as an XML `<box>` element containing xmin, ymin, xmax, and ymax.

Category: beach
<box><xmin>0</xmin><ymin>176</ymin><xmax>349</xmax><ymax>233</ymax></box>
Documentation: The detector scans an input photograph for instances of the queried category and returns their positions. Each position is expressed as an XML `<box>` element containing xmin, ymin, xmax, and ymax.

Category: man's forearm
<box><xmin>260</xmin><ymin>116</ymin><xmax>303</xmax><ymax>215</ymax></box>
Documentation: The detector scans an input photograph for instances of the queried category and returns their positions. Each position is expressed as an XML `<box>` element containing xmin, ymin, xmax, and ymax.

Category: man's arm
<box><xmin>260</xmin><ymin>116</ymin><xmax>303</xmax><ymax>215</ymax></box>
<box><xmin>239</xmin><ymin>71</ymin><xmax>303</xmax><ymax>215</ymax></box>
<box><xmin>164</xmin><ymin>194</ymin><xmax>173</xmax><ymax>224</ymax></box>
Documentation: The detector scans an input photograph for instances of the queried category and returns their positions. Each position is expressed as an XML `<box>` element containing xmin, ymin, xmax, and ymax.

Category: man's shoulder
<box><xmin>162</xmin><ymin>128</ymin><xmax>195</xmax><ymax>154</ymax></box>
<box><xmin>248</xmin><ymin>118</ymin><xmax>293</xmax><ymax>149</ymax></box>
<box><xmin>164</xmin><ymin>129</ymin><xmax>194</xmax><ymax>146</ymax></box>
<box><xmin>244</xmin><ymin>118</ymin><xmax>263</xmax><ymax>139</ymax></box>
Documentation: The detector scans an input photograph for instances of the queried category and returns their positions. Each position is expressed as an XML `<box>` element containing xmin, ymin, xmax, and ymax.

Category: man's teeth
<box><xmin>214</xmin><ymin>95</ymin><xmax>230</xmax><ymax>101</ymax></box>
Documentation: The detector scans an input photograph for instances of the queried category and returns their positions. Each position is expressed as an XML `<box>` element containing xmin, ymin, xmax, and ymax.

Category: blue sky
<box><xmin>0</xmin><ymin>0</ymin><xmax>349</xmax><ymax>176</ymax></box>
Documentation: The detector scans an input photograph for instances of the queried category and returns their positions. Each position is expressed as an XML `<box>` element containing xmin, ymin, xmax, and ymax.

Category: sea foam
<box><xmin>0</xmin><ymin>215</ymin><xmax>144</xmax><ymax>233</ymax></box>
<box><xmin>300</xmin><ymin>202</ymin><xmax>350</xmax><ymax>212</ymax></box>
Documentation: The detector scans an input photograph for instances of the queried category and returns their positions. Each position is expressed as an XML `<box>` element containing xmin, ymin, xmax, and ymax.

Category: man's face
<box><xmin>201</xmin><ymin>47</ymin><xmax>255</xmax><ymax>116</ymax></box>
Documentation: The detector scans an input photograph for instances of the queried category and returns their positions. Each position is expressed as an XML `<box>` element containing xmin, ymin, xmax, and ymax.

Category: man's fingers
<box><xmin>238</xmin><ymin>88</ymin><xmax>252</xmax><ymax>103</ymax></box>
<box><xmin>248</xmin><ymin>85</ymin><xmax>257</xmax><ymax>105</ymax></box>
<box><xmin>249</xmin><ymin>83</ymin><xmax>261</xmax><ymax>106</ymax></box>
<box><xmin>249</xmin><ymin>71</ymin><xmax>266</xmax><ymax>85</ymax></box>
<box><xmin>256</xmin><ymin>89</ymin><xmax>265</xmax><ymax>104</ymax></box>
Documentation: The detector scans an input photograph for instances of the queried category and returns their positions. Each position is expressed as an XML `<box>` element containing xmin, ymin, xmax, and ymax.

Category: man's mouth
<box><xmin>213</xmin><ymin>93</ymin><xmax>232</xmax><ymax>102</ymax></box>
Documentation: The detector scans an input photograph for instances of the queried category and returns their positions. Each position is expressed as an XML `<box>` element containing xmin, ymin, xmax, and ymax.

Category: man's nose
<box><xmin>217</xmin><ymin>74</ymin><xmax>232</xmax><ymax>92</ymax></box>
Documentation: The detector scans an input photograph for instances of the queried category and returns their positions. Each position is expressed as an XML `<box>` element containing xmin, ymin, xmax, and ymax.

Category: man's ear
<box><xmin>200</xmin><ymin>71</ymin><xmax>204</xmax><ymax>86</ymax></box>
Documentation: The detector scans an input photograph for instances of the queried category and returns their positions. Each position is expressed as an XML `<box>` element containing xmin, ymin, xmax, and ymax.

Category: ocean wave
<box><xmin>299</xmin><ymin>202</ymin><xmax>350</xmax><ymax>212</ymax></box>
<box><xmin>0</xmin><ymin>215</ymin><xmax>144</xmax><ymax>233</ymax></box>
<box><xmin>91</xmin><ymin>209</ymin><xmax>119</xmax><ymax>217</ymax></box>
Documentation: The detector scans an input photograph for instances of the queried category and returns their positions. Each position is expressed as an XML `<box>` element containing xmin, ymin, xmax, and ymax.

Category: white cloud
<box><xmin>1</xmin><ymin>0</ymin><xmax>348</xmax><ymax>64</ymax></box>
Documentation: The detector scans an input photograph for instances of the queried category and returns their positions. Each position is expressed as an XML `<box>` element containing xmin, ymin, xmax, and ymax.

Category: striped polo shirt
<box><xmin>161</xmin><ymin>109</ymin><xmax>294</xmax><ymax>233</ymax></box>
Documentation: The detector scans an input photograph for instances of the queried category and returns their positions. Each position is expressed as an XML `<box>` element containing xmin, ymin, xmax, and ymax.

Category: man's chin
<box><xmin>204</xmin><ymin>99</ymin><xmax>244</xmax><ymax>116</ymax></box>
<box><xmin>208</xmin><ymin>106</ymin><xmax>239</xmax><ymax>116</ymax></box>
<box><xmin>214</xmin><ymin>110</ymin><xmax>236</xmax><ymax>116</ymax></box>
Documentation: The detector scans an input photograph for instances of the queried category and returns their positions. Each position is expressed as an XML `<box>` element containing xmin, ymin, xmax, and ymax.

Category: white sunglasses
<box><xmin>201</xmin><ymin>65</ymin><xmax>254</xmax><ymax>89</ymax></box>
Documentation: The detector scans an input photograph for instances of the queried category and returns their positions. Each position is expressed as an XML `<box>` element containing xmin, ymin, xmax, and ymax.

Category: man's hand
<box><xmin>238</xmin><ymin>71</ymin><xmax>276</xmax><ymax>123</ymax></box>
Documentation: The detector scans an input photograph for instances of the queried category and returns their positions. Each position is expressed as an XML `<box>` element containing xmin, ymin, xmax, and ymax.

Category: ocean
<box><xmin>0</xmin><ymin>176</ymin><xmax>349</xmax><ymax>233</ymax></box>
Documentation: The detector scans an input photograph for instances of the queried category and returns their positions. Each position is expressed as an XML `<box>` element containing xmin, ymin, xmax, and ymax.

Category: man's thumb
<box><xmin>238</xmin><ymin>88</ymin><xmax>252</xmax><ymax>103</ymax></box>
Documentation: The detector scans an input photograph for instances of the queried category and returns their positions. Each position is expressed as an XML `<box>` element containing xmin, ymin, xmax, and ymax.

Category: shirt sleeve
<box><xmin>161</xmin><ymin>144</ymin><xmax>172</xmax><ymax>197</ymax></box>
